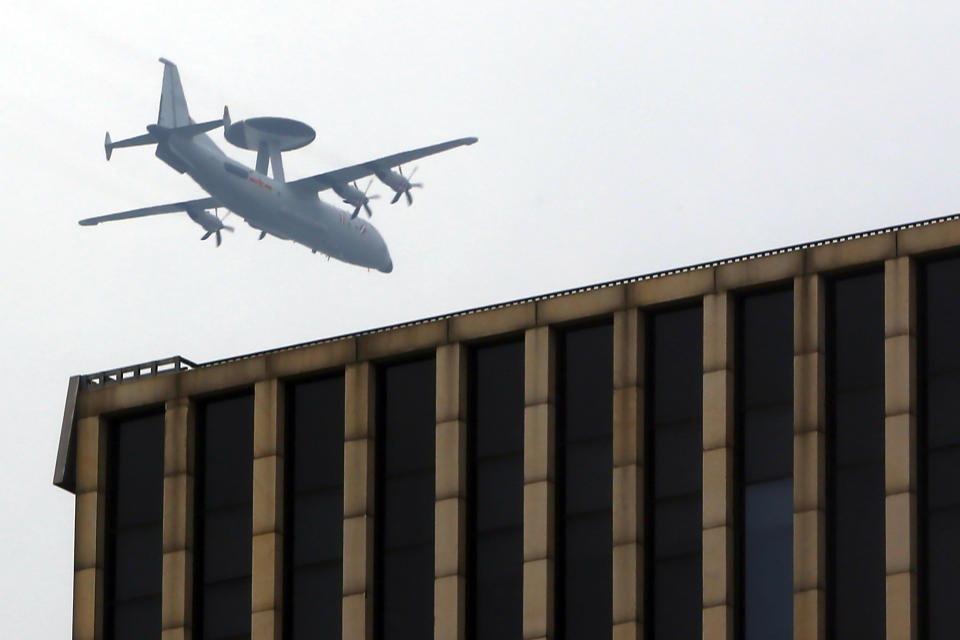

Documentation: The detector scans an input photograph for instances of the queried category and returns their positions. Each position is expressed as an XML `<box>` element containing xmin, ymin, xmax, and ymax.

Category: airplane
<box><xmin>79</xmin><ymin>58</ymin><xmax>478</xmax><ymax>273</ymax></box>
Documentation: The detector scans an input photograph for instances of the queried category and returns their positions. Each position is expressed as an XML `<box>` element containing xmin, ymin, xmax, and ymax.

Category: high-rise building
<box><xmin>55</xmin><ymin>214</ymin><xmax>960</xmax><ymax>639</ymax></box>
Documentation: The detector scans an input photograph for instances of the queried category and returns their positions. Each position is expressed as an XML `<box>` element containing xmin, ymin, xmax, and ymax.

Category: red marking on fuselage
<box><xmin>248</xmin><ymin>176</ymin><xmax>273</xmax><ymax>191</ymax></box>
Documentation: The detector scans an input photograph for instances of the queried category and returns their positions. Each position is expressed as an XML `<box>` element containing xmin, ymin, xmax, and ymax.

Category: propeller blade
<box><xmin>368</xmin><ymin>194</ymin><xmax>381</xmax><ymax>200</ymax></box>
<box><xmin>223</xmin><ymin>225</ymin><xmax>234</xmax><ymax>233</ymax></box>
<box><xmin>391</xmin><ymin>191</ymin><xmax>402</xmax><ymax>205</ymax></box>
<box><xmin>215</xmin><ymin>230</ymin><xmax>222</xmax><ymax>247</ymax></box>
<box><xmin>351</xmin><ymin>204</ymin><xmax>362</xmax><ymax>220</ymax></box>
<box><xmin>364</xmin><ymin>178</ymin><xmax>375</xmax><ymax>195</ymax></box>
<box><xmin>364</xmin><ymin>202</ymin><xmax>373</xmax><ymax>217</ymax></box>
<box><xmin>201</xmin><ymin>231</ymin><xmax>213</xmax><ymax>241</ymax></box>
<box><xmin>405</xmin><ymin>190</ymin><xmax>413</xmax><ymax>206</ymax></box>
<box><xmin>408</xmin><ymin>166</ymin><xmax>419</xmax><ymax>180</ymax></box>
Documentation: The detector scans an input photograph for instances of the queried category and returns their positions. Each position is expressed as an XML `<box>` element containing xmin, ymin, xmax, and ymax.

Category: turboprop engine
<box><xmin>333</xmin><ymin>179</ymin><xmax>380</xmax><ymax>219</ymax></box>
<box><xmin>375</xmin><ymin>165</ymin><xmax>423</xmax><ymax>206</ymax></box>
<box><xmin>186</xmin><ymin>207</ymin><xmax>233</xmax><ymax>247</ymax></box>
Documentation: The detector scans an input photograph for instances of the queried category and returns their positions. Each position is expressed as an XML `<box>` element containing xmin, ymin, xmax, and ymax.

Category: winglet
<box><xmin>104</xmin><ymin>132</ymin><xmax>113</xmax><ymax>161</ymax></box>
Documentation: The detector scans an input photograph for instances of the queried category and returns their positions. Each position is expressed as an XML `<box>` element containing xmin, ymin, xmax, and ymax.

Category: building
<box><xmin>54</xmin><ymin>214</ymin><xmax>960</xmax><ymax>640</ymax></box>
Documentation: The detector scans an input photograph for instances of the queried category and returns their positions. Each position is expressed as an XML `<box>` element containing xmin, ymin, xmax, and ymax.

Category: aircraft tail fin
<box><xmin>157</xmin><ymin>57</ymin><xmax>191</xmax><ymax>128</ymax></box>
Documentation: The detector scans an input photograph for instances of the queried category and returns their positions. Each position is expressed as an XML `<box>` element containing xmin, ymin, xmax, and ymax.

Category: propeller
<box><xmin>391</xmin><ymin>166</ymin><xmax>423</xmax><ymax>206</ymax></box>
<box><xmin>200</xmin><ymin>210</ymin><xmax>234</xmax><ymax>247</ymax></box>
<box><xmin>350</xmin><ymin>178</ymin><xmax>381</xmax><ymax>219</ymax></box>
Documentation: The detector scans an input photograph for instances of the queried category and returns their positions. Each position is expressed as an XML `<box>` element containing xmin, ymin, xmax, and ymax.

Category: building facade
<box><xmin>55</xmin><ymin>215</ymin><xmax>960</xmax><ymax>639</ymax></box>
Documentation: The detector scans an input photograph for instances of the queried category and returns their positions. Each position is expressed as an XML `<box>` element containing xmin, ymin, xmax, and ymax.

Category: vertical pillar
<box><xmin>252</xmin><ymin>380</ymin><xmax>284</xmax><ymax>640</ymax></box>
<box><xmin>163</xmin><ymin>400</ymin><xmax>194</xmax><ymax>640</ymax></box>
<box><xmin>702</xmin><ymin>293</ymin><xmax>734</xmax><ymax>640</ymax></box>
<box><xmin>435</xmin><ymin>344</ymin><xmax>468</xmax><ymax>640</ymax></box>
<box><xmin>344</xmin><ymin>363</ymin><xmax>376</xmax><ymax>640</ymax></box>
<box><xmin>793</xmin><ymin>275</ymin><xmax>825</xmax><ymax>640</ymax></box>
<box><xmin>523</xmin><ymin>326</ymin><xmax>556</xmax><ymax>640</ymax></box>
<box><xmin>884</xmin><ymin>257</ymin><xmax>918</xmax><ymax>640</ymax></box>
<box><xmin>612</xmin><ymin>310</ymin><xmax>643</xmax><ymax>640</ymax></box>
<box><xmin>74</xmin><ymin>416</ymin><xmax>106</xmax><ymax>640</ymax></box>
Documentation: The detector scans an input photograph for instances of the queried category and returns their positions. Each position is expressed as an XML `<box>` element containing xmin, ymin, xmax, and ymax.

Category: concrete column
<box><xmin>252</xmin><ymin>380</ymin><xmax>284</xmax><ymax>640</ymax></box>
<box><xmin>702</xmin><ymin>293</ymin><xmax>734</xmax><ymax>640</ymax></box>
<box><xmin>435</xmin><ymin>344</ymin><xmax>468</xmax><ymax>640</ymax></box>
<box><xmin>793</xmin><ymin>275</ymin><xmax>825</xmax><ymax>640</ymax></box>
<box><xmin>523</xmin><ymin>326</ymin><xmax>556</xmax><ymax>640</ymax></box>
<box><xmin>74</xmin><ymin>416</ymin><xmax>106</xmax><ymax>640</ymax></box>
<box><xmin>884</xmin><ymin>257</ymin><xmax>918</xmax><ymax>640</ymax></box>
<box><xmin>612</xmin><ymin>310</ymin><xmax>643</xmax><ymax>640</ymax></box>
<box><xmin>162</xmin><ymin>400</ymin><xmax>194</xmax><ymax>640</ymax></box>
<box><xmin>343</xmin><ymin>363</ymin><xmax>376</xmax><ymax>640</ymax></box>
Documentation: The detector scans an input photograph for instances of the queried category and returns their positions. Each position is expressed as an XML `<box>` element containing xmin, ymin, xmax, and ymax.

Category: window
<box><xmin>467</xmin><ymin>340</ymin><xmax>524</xmax><ymax>640</ymax></box>
<box><xmin>194</xmin><ymin>394</ymin><xmax>254</xmax><ymax>640</ymax></box>
<box><xmin>105</xmin><ymin>412</ymin><xmax>164</xmax><ymax>639</ymax></box>
<box><xmin>736</xmin><ymin>290</ymin><xmax>793</xmax><ymax>640</ymax></box>
<box><xmin>375</xmin><ymin>358</ymin><xmax>436</xmax><ymax>640</ymax></box>
<box><xmin>557</xmin><ymin>322</ymin><xmax>613</xmax><ymax>639</ymax></box>
<box><xmin>285</xmin><ymin>375</ymin><xmax>345</xmax><ymax>639</ymax></box>
<box><xmin>826</xmin><ymin>272</ymin><xmax>885</xmax><ymax>638</ymax></box>
<box><xmin>646</xmin><ymin>306</ymin><xmax>703</xmax><ymax>639</ymax></box>
<box><xmin>920</xmin><ymin>256</ymin><xmax>960</xmax><ymax>639</ymax></box>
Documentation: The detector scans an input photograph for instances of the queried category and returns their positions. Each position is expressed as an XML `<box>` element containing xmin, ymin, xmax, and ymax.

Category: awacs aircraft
<box><xmin>79</xmin><ymin>58</ymin><xmax>478</xmax><ymax>273</ymax></box>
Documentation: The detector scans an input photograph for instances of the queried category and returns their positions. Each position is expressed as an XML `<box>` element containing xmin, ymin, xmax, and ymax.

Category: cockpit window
<box><xmin>224</xmin><ymin>162</ymin><xmax>249</xmax><ymax>179</ymax></box>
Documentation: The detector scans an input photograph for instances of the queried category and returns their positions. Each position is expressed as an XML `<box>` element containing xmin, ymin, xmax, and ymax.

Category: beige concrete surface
<box><xmin>806</xmin><ymin>233</ymin><xmax>896</xmax><ymax>273</ymax></box>
<box><xmin>524</xmin><ymin>327</ymin><xmax>556</xmax><ymax>639</ymax></box>
<box><xmin>536</xmin><ymin>285</ymin><xmax>625</xmax><ymax>325</ymax></box>
<box><xmin>793</xmin><ymin>274</ymin><xmax>823</xmax><ymax>639</ymax></box>
<box><xmin>716</xmin><ymin>250</ymin><xmax>804</xmax><ymax>291</ymax></box>
<box><xmin>884</xmin><ymin>257</ymin><xmax>917</xmax><ymax>640</ymax></box>
<box><xmin>343</xmin><ymin>362</ymin><xmax>375</xmax><ymax>640</ymax></box>
<box><xmin>448</xmin><ymin>303</ymin><xmax>536</xmax><ymax>343</ymax></box>
<box><xmin>627</xmin><ymin>268</ymin><xmax>715</xmax><ymax>308</ymax></box>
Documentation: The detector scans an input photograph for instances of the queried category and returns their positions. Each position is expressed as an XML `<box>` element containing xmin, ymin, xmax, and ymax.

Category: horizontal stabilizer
<box><xmin>79</xmin><ymin>196</ymin><xmax>220</xmax><ymax>226</ymax></box>
<box><xmin>104</xmin><ymin>131</ymin><xmax>158</xmax><ymax>161</ymax></box>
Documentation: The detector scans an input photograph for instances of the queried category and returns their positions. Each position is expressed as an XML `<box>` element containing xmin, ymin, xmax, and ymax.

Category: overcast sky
<box><xmin>5</xmin><ymin>1</ymin><xmax>960</xmax><ymax>635</ymax></box>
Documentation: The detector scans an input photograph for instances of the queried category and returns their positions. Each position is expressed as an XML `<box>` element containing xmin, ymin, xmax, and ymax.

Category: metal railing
<box><xmin>79</xmin><ymin>356</ymin><xmax>197</xmax><ymax>390</ymax></box>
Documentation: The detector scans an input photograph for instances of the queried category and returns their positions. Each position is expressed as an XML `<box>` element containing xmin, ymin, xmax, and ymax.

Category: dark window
<box><xmin>736</xmin><ymin>290</ymin><xmax>793</xmax><ymax>640</ymax></box>
<box><xmin>105</xmin><ymin>412</ymin><xmax>164</xmax><ymax>640</ymax></box>
<box><xmin>920</xmin><ymin>256</ymin><xmax>960</xmax><ymax>640</ymax></box>
<box><xmin>467</xmin><ymin>340</ymin><xmax>524</xmax><ymax>640</ymax></box>
<box><xmin>285</xmin><ymin>375</ymin><xmax>345</xmax><ymax>640</ymax></box>
<box><xmin>646</xmin><ymin>306</ymin><xmax>703</xmax><ymax>639</ymax></box>
<box><xmin>826</xmin><ymin>272</ymin><xmax>885</xmax><ymax>638</ymax></box>
<box><xmin>194</xmin><ymin>394</ymin><xmax>254</xmax><ymax>640</ymax></box>
<box><xmin>375</xmin><ymin>358</ymin><xmax>436</xmax><ymax>640</ymax></box>
<box><xmin>557</xmin><ymin>322</ymin><xmax>613</xmax><ymax>640</ymax></box>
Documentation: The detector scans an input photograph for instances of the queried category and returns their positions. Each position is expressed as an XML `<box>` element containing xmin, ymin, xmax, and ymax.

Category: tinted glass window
<box><xmin>737</xmin><ymin>290</ymin><xmax>793</xmax><ymax>640</ymax></box>
<box><xmin>921</xmin><ymin>256</ymin><xmax>960</xmax><ymax>640</ymax></box>
<box><xmin>286</xmin><ymin>375</ymin><xmax>345</xmax><ymax>639</ymax></box>
<box><xmin>376</xmin><ymin>358</ymin><xmax>436</xmax><ymax>640</ymax></box>
<box><xmin>195</xmin><ymin>394</ymin><xmax>254</xmax><ymax>640</ymax></box>
<box><xmin>106</xmin><ymin>413</ymin><xmax>164</xmax><ymax>640</ymax></box>
<box><xmin>647</xmin><ymin>306</ymin><xmax>703</xmax><ymax>639</ymax></box>
<box><xmin>557</xmin><ymin>323</ymin><xmax>613</xmax><ymax>640</ymax></box>
<box><xmin>827</xmin><ymin>272</ymin><xmax>885</xmax><ymax>638</ymax></box>
<box><xmin>467</xmin><ymin>340</ymin><xmax>524</xmax><ymax>640</ymax></box>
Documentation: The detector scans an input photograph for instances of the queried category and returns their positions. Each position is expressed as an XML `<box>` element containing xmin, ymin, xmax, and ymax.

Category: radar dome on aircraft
<box><xmin>225</xmin><ymin>117</ymin><xmax>316</xmax><ymax>181</ymax></box>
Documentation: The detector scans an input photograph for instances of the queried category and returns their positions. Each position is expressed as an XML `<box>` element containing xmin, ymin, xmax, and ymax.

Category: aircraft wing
<box><xmin>79</xmin><ymin>197</ymin><xmax>221</xmax><ymax>225</ymax></box>
<box><xmin>288</xmin><ymin>137</ymin><xmax>478</xmax><ymax>193</ymax></box>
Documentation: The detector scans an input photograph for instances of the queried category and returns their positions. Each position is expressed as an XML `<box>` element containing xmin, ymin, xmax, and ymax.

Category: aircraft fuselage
<box><xmin>163</xmin><ymin>131</ymin><xmax>393</xmax><ymax>272</ymax></box>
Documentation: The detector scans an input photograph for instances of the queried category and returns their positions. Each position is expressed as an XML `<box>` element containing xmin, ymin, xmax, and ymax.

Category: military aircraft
<box><xmin>79</xmin><ymin>58</ymin><xmax>478</xmax><ymax>273</ymax></box>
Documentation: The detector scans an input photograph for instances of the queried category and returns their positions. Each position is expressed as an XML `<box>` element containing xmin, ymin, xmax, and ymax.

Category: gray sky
<box><xmin>4</xmin><ymin>1</ymin><xmax>960</xmax><ymax>635</ymax></box>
